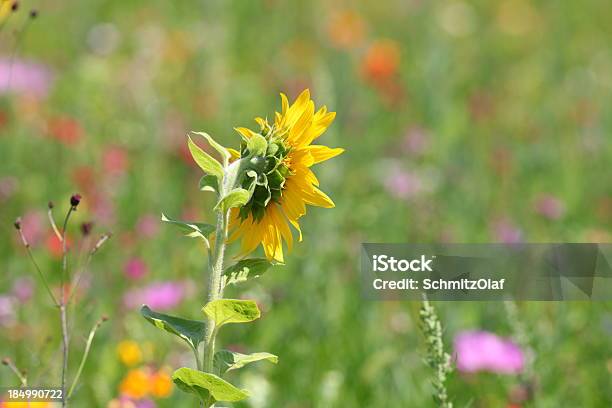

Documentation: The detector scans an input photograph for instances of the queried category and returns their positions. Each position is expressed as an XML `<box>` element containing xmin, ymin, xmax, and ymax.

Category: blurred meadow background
<box><xmin>1</xmin><ymin>0</ymin><xmax>611</xmax><ymax>407</ymax></box>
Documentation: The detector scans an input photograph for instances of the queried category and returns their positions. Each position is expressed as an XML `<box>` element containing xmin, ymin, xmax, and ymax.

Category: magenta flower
<box><xmin>454</xmin><ymin>330</ymin><xmax>524</xmax><ymax>374</ymax></box>
<box><xmin>124</xmin><ymin>257</ymin><xmax>148</xmax><ymax>280</ymax></box>
<box><xmin>0</xmin><ymin>58</ymin><xmax>52</xmax><ymax>98</ymax></box>
<box><xmin>124</xmin><ymin>281</ymin><xmax>186</xmax><ymax>310</ymax></box>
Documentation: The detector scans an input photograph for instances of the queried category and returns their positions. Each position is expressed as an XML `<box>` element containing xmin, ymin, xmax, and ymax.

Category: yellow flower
<box><xmin>229</xmin><ymin>89</ymin><xmax>343</xmax><ymax>262</ymax></box>
<box><xmin>117</xmin><ymin>340</ymin><xmax>142</xmax><ymax>366</ymax></box>
<box><xmin>150</xmin><ymin>370</ymin><xmax>173</xmax><ymax>398</ymax></box>
<box><xmin>119</xmin><ymin>369</ymin><xmax>150</xmax><ymax>399</ymax></box>
<box><xmin>0</xmin><ymin>1</ymin><xmax>12</xmax><ymax>20</ymax></box>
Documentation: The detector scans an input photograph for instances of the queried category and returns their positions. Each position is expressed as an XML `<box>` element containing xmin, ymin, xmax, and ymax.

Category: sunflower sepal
<box><xmin>214</xmin><ymin>188</ymin><xmax>251</xmax><ymax>212</ymax></box>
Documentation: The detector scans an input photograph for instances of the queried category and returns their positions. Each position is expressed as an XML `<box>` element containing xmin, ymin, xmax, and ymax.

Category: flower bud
<box><xmin>70</xmin><ymin>194</ymin><xmax>82</xmax><ymax>208</ymax></box>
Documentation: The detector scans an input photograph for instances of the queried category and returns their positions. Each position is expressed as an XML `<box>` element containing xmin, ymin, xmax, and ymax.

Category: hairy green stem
<box><xmin>202</xmin><ymin>209</ymin><xmax>229</xmax><ymax>407</ymax></box>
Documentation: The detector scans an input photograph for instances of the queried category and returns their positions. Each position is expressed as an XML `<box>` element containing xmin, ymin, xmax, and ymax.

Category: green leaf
<box><xmin>172</xmin><ymin>367</ymin><xmax>249</xmax><ymax>403</ymax></box>
<box><xmin>161</xmin><ymin>213</ymin><xmax>215</xmax><ymax>244</ymax></box>
<box><xmin>214</xmin><ymin>350</ymin><xmax>278</xmax><ymax>375</ymax></box>
<box><xmin>191</xmin><ymin>131</ymin><xmax>231</xmax><ymax>167</ymax></box>
<box><xmin>246</xmin><ymin>133</ymin><xmax>268</xmax><ymax>156</ymax></box>
<box><xmin>188</xmin><ymin>136</ymin><xmax>224</xmax><ymax>179</ymax></box>
<box><xmin>202</xmin><ymin>299</ymin><xmax>260</xmax><ymax>328</ymax></box>
<box><xmin>140</xmin><ymin>306</ymin><xmax>206</xmax><ymax>350</ymax></box>
<box><xmin>215</xmin><ymin>188</ymin><xmax>251</xmax><ymax>211</ymax></box>
<box><xmin>223</xmin><ymin>258</ymin><xmax>273</xmax><ymax>286</ymax></box>
<box><xmin>199</xmin><ymin>175</ymin><xmax>219</xmax><ymax>193</ymax></box>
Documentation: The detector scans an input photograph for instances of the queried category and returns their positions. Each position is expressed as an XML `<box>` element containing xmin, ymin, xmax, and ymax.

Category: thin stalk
<box><xmin>67</xmin><ymin>317</ymin><xmax>106</xmax><ymax>399</ymax></box>
<box><xmin>16</xmin><ymin>228</ymin><xmax>59</xmax><ymax>306</ymax></box>
<box><xmin>59</xmin><ymin>206</ymin><xmax>74</xmax><ymax>408</ymax></box>
<box><xmin>2</xmin><ymin>358</ymin><xmax>28</xmax><ymax>386</ymax></box>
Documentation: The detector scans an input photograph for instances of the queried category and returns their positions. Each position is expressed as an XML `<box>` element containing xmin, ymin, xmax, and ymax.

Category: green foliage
<box><xmin>160</xmin><ymin>213</ymin><xmax>215</xmax><ymax>246</ymax></box>
<box><xmin>215</xmin><ymin>188</ymin><xmax>251</xmax><ymax>211</ymax></box>
<box><xmin>191</xmin><ymin>131</ymin><xmax>231</xmax><ymax>167</ymax></box>
<box><xmin>187</xmin><ymin>135</ymin><xmax>224</xmax><ymax>179</ymax></box>
<box><xmin>199</xmin><ymin>175</ymin><xmax>219</xmax><ymax>193</ymax></box>
<box><xmin>202</xmin><ymin>299</ymin><xmax>261</xmax><ymax>328</ymax></box>
<box><xmin>214</xmin><ymin>350</ymin><xmax>278</xmax><ymax>375</ymax></box>
<box><xmin>244</xmin><ymin>133</ymin><xmax>268</xmax><ymax>156</ymax></box>
<box><xmin>140</xmin><ymin>305</ymin><xmax>206</xmax><ymax>351</ymax></box>
<box><xmin>223</xmin><ymin>258</ymin><xmax>273</xmax><ymax>286</ymax></box>
<box><xmin>172</xmin><ymin>367</ymin><xmax>249</xmax><ymax>404</ymax></box>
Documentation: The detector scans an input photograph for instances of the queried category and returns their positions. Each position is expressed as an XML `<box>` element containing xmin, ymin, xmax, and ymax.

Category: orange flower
<box><xmin>361</xmin><ymin>40</ymin><xmax>401</xmax><ymax>84</ymax></box>
<box><xmin>0</xmin><ymin>403</ymin><xmax>51</xmax><ymax>408</ymax></box>
<box><xmin>119</xmin><ymin>369</ymin><xmax>150</xmax><ymax>399</ymax></box>
<box><xmin>150</xmin><ymin>370</ymin><xmax>173</xmax><ymax>398</ymax></box>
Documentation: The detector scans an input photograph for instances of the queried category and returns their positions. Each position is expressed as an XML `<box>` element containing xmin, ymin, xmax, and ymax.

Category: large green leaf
<box><xmin>215</xmin><ymin>188</ymin><xmax>251</xmax><ymax>211</ymax></box>
<box><xmin>214</xmin><ymin>350</ymin><xmax>278</xmax><ymax>375</ymax></box>
<box><xmin>191</xmin><ymin>131</ymin><xmax>231</xmax><ymax>167</ymax></box>
<box><xmin>223</xmin><ymin>258</ymin><xmax>273</xmax><ymax>286</ymax></box>
<box><xmin>202</xmin><ymin>299</ymin><xmax>260</xmax><ymax>328</ymax></box>
<box><xmin>188</xmin><ymin>136</ymin><xmax>224</xmax><ymax>179</ymax></box>
<box><xmin>141</xmin><ymin>306</ymin><xmax>206</xmax><ymax>350</ymax></box>
<box><xmin>172</xmin><ymin>367</ymin><xmax>249</xmax><ymax>403</ymax></box>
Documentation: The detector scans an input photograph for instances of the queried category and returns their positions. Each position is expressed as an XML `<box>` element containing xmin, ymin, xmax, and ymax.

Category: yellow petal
<box><xmin>306</xmin><ymin>145</ymin><xmax>344</xmax><ymax>164</ymax></box>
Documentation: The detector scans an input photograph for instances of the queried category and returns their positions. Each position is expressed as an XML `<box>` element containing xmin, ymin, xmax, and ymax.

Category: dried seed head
<box><xmin>11</xmin><ymin>2</ymin><xmax>19</xmax><ymax>12</ymax></box>
<box><xmin>1</xmin><ymin>357</ymin><xmax>10</xmax><ymax>366</ymax></box>
<box><xmin>29</xmin><ymin>9</ymin><xmax>37</xmax><ymax>18</ymax></box>
<box><xmin>14</xmin><ymin>217</ymin><xmax>21</xmax><ymax>230</ymax></box>
<box><xmin>48</xmin><ymin>201</ymin><xmax>54</xmax><ymax>209</ymax></box>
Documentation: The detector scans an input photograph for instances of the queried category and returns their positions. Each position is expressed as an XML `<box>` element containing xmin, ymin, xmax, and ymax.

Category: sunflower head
<box><xmin>228</xmin><ymin>89</ymin><xmax>344</xmax><ymax>262</ymax></box>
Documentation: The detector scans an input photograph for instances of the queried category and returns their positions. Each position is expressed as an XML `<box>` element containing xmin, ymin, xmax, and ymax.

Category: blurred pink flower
<box><xmin>491</xmin><ymin>218</ymin><xmax>523</xmax><ymax>243</ymax></box>
<box><xmin>384</xmin><ymin>167</ymin><xmax>424</xmax><ymax>200</ymax></box>
<box><xmin>124</xmin><ymin>258</ymin><xmax>148</xmax><ymax>280</ymax></box>
<box><xmin>12</xmin><ymin>277</ymin><xmax>34</xmax><ymax>303</ymax></box>
<box><xmin>534</xmin><ymin>194</ymin><xmax>565</xmax><ymax>220</ymax></box>
<box><xmin>103</xmin><ymin>145</ymin><xmax>129</xmax><ymax>176</ymax></box>
<box><xmin>136</xmin><ymin>214</ymin><xmax>159</xmax><ymax>238</ymax></box>
<box><xmin>124</xmin><ymin>281</ymin><xmax>186</xmax><ymax>310</ymax></box>
<box><xmin>0</xmin><ymin>295</ymin><xmax>15</xmax><ymax>326</ymax></box>
<box><xmin>402</xmin><ymin>126</ymin><xmax>430</xmax><ymax>156</ymax></box>
<box><xmin>0</xmin><ymin>58</ymin><xmax>52</xmax><ymax>98</ymax></box>
<box><xmin>454</xmin><ymin>330</ymin><xmax>524</xmax><ymax>374</ymax></box>
<box><xmin>0</xmin><ymin>176</ymin><xmax>18</xmax><ymax>202</ymax></box>
<box><xmin>19</xmin><ymin>211</ymin><xmax>45</xmax><ymax>246</ymax></box>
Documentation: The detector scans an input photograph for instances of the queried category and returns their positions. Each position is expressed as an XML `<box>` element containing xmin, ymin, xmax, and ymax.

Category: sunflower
<box><xmin>228</xmin><ymin>89</ymin><xmax>343</xmax><ymax>263</ymax></box>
